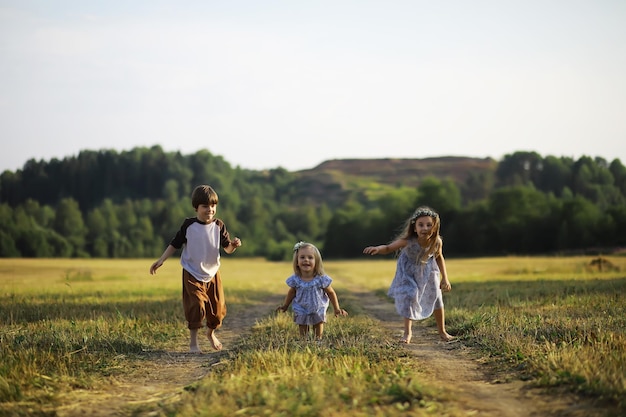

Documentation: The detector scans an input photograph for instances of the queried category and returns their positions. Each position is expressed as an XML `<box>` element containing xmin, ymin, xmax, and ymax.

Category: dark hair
<box><xmin>191</xmin><ymin>185</ymin><xmax>219</xmax><ymax>209</ymax></box>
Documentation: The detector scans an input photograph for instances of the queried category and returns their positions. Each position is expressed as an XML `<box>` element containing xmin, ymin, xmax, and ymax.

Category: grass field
<box><xmin>1</xmin><ymin>255</ymin><xmax>625</xmax><ymax>416</ymax></box>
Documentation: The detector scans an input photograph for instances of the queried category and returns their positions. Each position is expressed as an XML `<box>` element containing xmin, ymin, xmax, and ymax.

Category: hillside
<box><xmin>289</xmin><ymin>156</ymin><xmax>497</xmax><ymax>205</ymax></box>
<box><xmin>300</xmin><ymin>156</ymin><xmax>495</xmax><ymax>185</ymax></box>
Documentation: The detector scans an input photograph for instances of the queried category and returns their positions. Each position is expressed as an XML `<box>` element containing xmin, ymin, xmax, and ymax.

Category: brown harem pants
<box><xmin>182</xmin><ymin>269</ymin><xmax>227</xmax><ymax>330</ymax></box>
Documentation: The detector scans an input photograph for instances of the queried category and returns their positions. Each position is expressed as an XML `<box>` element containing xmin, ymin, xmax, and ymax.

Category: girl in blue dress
<box><xmin>363</xmin><ymin>206</ymin><xmax>454</xmax><ymax>343</ymax></box>
<box><xmin>277</xmin><ymin>241</ymin><xmax>348</xmax><ymax>339</ymax></box>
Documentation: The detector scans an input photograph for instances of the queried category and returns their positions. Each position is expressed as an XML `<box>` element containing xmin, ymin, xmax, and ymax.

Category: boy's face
<box><xmin>196</xmin><ymin>203</ymin><xmax>217</xmax><ymax>223</ymax></box>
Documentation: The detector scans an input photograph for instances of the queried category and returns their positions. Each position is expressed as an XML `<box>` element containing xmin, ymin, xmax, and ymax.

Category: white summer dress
<box><xmin>387</xmin><ymin>238</ymin><xmax>444</xmax><ymax>320</ymax></box>
<box><xmin>285</xmin><ymin>274</ymin><xmax>333</xmax><ymax>325</ymax></box>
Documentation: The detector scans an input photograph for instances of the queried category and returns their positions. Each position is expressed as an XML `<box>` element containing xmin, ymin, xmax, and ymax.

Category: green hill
<box><xmin>290</xmin><ymin>156</ymin><xmax>497</xmax><ymax>206</ymax></box>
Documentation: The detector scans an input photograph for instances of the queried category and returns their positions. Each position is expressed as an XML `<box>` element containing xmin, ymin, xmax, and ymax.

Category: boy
<box><xmin>150</xmin><ymin>185</ymin><xmax>242</xmax><ymax>352</ymax></box>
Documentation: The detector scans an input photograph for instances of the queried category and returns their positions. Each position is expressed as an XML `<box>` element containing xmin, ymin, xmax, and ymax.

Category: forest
<box><xmin>1</xmin><ymin>146</ymin><xmax>625</xmax><ymax>260</ymax></box>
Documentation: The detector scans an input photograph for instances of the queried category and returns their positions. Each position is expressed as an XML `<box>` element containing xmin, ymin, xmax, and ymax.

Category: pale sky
<box><xmin>1</xmin><ymin>0</ymin><xmax>625</xmax><ymax>173</ymax></box>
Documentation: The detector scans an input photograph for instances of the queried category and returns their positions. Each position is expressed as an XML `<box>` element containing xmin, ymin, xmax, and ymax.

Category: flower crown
<box><xmin>293</xmin><ymin>241</ymin><xmax>308</xmax><ymax>252</ymax></box>
<box><xmin>411</xmin><ymin>208</ymin><xmax>438</xmax><ymax>222</ymax></box>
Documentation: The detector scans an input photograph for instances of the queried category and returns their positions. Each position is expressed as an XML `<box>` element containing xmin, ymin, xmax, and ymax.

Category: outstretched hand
<box><xmin>363</xmin><ymin>246</ymin><xmax>380</xmax><ymax>255</ymax></box>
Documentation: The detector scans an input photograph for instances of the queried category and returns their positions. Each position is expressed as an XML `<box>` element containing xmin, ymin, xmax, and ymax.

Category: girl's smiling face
<box><xmin>414</xmin><ymin>215</ymin><xmax>434</xmax><ymax>237</ymax></box>
<box><xmin>296</xmin><ymin>246</ymin><xmax>316</xmax><ymax>278</ymax></box>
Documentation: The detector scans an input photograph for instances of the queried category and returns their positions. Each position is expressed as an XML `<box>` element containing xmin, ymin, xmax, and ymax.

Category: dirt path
<box><xmin>53</xmin><ymin>296</ymin><xmax>284</xmax><ymax>417</ymax></box>
<box><xmin>351</xmin><ymin>289</ymin><xmax>600</xmax><ymax>417</ymax></box>
<box><xmin>52</xmin><ymin>291</ymin><xmax>604</xmax><ymax>417</ymax></box>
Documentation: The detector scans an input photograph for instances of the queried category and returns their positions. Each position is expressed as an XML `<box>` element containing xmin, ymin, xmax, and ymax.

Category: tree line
<box><xmin>1</xmin><ymin>146</ymin><xmax>625</xmax><ymax>260</ymax></box>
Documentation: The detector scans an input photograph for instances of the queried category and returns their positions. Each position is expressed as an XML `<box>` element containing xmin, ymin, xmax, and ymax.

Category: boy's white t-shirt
<box><xmin>169</xmin><ymin>217</ymin><xmax>231</xmax><ymax>282</ymax></box>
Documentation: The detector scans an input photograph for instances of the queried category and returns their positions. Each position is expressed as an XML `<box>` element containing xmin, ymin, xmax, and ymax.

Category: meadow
<box><xmin>0</xmin><ymin>255</ymin><xmax>625</xmax><ymax>416</ymax></box>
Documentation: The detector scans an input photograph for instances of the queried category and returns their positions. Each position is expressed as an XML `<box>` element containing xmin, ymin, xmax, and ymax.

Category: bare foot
<box><xmin>189</xmin><ymin>343</ymin><xmax>202</xmax><ymax>353</ymax></box>
<box><xmin>439</xmin><ymin>332</ymin><xmax>455</xmax><ymax>342</ymax></box>
<box><xmin>399</xmin><ymin>332</ymin><xmax>412</xmax><ymax>344</ymax></box>
<box><xmin>207</xmin><ymin>329</ymin><xmax>223</xmax><ymax>351</ymax></box>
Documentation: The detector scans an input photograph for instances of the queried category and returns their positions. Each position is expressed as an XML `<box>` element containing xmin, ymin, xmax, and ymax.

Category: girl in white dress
<box><xmin>277</xmin><ymin>242</ymin><xmax>348</xmax><ymax>340</ymax></box>
<box><xmin>363</xmin><ymin>206</ymin><xmax>454</xmax><ymax>343</ymax></box>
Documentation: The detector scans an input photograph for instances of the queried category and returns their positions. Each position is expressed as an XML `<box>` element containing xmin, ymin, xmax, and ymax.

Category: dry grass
<box><xmin>1</xmin><ymin>255</ymin><xmax>625</xmax><ymax>416</ymax></box>
<box><xmin>332</xmin><ymin>255</ymin><xmax>626</xmax><ymax>408</ymax></box>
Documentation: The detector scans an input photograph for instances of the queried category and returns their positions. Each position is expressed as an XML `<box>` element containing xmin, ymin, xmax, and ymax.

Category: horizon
<box><xmin>2</xmin><ymin>145</ymin><xmax>622</xmax><ymax>175</ymax></box>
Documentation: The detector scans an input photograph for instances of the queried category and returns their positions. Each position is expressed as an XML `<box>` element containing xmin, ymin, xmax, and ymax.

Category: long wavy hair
<box><xmin>396</xmin><ymin>206</ymin><xmax>442</xmax><ymax>263</ymax></box>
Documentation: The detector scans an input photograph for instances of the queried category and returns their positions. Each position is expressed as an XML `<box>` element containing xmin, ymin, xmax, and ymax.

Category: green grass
<box><xmin>1</xmin><ymin>256</ymin><xmax>625</xmax><ymax>416</ymax></box>
<box><xmin>450</xmin><ymin>277</ymin><xmax>626</xmax><ymax>404</ymax></box>
<box><xmin>327</xmin><ymin>256</ymin><xmax>626</xmax><ymax>408</ymax></box>
<box><xmin>0</xmin><ymin>260</ymin><xmax>182</xmax><ymax>409</ymax></box>
<box><xmin>171</xmin><ymin>314</ymin><xmax>447</xmax><ymax>416</ymax></box>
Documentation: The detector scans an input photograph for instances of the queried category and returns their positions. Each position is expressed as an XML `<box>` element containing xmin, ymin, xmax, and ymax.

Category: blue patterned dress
<box><xmin>388</xmin><ymin>238</ymin><xmax>443</xmax><ymax>320</ymax></box>
<box><xmin>285</xmin><ymin>274</ymin><xmax>333</xmax><ymax>325</ymax></box>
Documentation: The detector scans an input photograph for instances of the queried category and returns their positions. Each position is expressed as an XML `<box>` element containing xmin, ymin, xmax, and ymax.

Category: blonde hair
<box><xmin>396</xmin><ymin>206</ymin><xmax>442</xmax><ymax>263</ymax></box>
<box><xmin>292</xmin><ymin>241</ymin><xmax>325</xmax><ymax>277</ymax></box>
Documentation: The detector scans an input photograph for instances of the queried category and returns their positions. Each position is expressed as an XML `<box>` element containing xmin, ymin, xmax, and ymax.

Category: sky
<box><xmin>1</xmin><ymin>1</ymin><xmax>625</xmax><ymax>173</ymax></box>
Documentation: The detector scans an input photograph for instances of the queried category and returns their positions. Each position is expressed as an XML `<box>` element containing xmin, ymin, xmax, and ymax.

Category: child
<box><xmin>276</xmin><ymin>241</ymin><xmax>348</xmax><ymax>340</ymax></box>
<box><xmin>150</xmin><ymin>185</ymin><xmax>242</xmax><ymax>353</ymax></box>
<box><xmin>363</xmin><ymin>206</ymin><xmax>454</xmax><ymax>343</ymax></box>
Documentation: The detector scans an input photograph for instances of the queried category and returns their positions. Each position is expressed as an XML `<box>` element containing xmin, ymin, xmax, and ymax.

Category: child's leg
<box><xmin>189</xmin><ymin>328</ymin><xmax>201</xmax><ymax>353</ymax></box>
<box><xmin>401</xmin><ymin>317</ymin><xmax>412</xmax><ymax>343</ymax></box>
<box><xmin>434</xmin><ymin>307</ymin><xmax>454</xmax><ymax>341</ymax></box>
<box><xmin>204</xmin><ymin>271</ymin><xmax>226</xmax><ymax>351</ymax></box>
<box><xmin>182</xmin><ymin>270</ymin><xmax>209</xmax><ymax>353</ymax></box>
<box><xmin>182</xmin><ymin>270</ymin><xmax>207</xmax><ymax>330</ymax></box>
<box><xmin>313</xmin><ymin>322</ymin><xmax>324</xmax><ymax>340</ymax></box>
<box><xmin>205</xmin><ymin>271</ymin><xmax>227</xmax><ymax>329</ymax></box>
<box><xmin>207</xmin><ymin>327</ymin><xmax>222</xmax><ymax>351</ymax></box>
<box><xmin>298</xmin><ymin>325</ymin><xmax>309</xmax><ymax>337</ymax></box>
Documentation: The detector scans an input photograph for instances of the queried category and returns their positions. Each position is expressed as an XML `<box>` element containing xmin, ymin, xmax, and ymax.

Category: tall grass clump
<box><xmin>0</xmin><ymin>259</ymin><xmax>187</xmax><ymax>407</ymax></box>
<box><xmin>0</xmin><ymin>293</ymin><xmax>185</xmax><ymax>404</ymax></box>
<box><xmin>449</xmin><ymin>276</ymin><xmax>626</xmax><ymax>409</ymax></box>
<box><xmin>168</xmin><ymin>313</ymin><xmax>454</xmax><ymax>417</ymax></box>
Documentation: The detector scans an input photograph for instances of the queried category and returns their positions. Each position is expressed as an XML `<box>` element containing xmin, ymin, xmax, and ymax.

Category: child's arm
<box><xmin>324</xmin><ymin>285</ymin><xmax>348</xmax><ymax>316</ymax></box>
<box><xmin>435</xmin><ymin>251</ymin><xmax>451</xmax><ymax>292</ymax></box>
<box><xmin>363</xmin><ymin>238</ymin><xmax>406</xmax><ymax>256</ymax></box>
<box><xmin>224</xmin><ymin>237</ymin><xmax>242</xmax><ymax>254</ymax></box>
<box><xmin>276</xmin><ymin>287</ymin><xmax>296</xmax><ymax>312</ymax></box>
<box><xmin>150</xmin><ymin>245</ymin><xmax>177</xmax><ymax>275</ymax></box>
